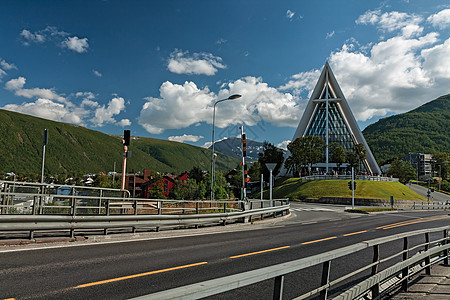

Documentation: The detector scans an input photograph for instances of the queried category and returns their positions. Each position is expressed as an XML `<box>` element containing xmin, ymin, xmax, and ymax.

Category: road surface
<box><xmin>0</xmin><ymin>202</ymin><xmax>448</xmax><ymax>299</ymax></box>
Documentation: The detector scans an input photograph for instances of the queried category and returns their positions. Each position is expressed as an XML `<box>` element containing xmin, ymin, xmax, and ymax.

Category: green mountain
<box><xmin>0</xmin><ymin>109</ymin><xmax>239</xmax><ymax>176</ymax></box>
<box><xmin>363</xmin><ymin>94</ymin><xmax>450</xmax><ymax>162</ymax></box>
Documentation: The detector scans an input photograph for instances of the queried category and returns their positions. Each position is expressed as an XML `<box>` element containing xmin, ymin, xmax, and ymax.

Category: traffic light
<box><xmin>123</xmin><ymin>130</ymin><xmax>131</xmax><ymax>146</ymax></box>
<box><xmin>242</xmin><ymin>133</ymin><xmax>246</xmax><ymax>157</ymax></box>
<box><xmin>348</xmin><ymin>181</ymin><xmax>357</xmax><ymax>190</ymax></box>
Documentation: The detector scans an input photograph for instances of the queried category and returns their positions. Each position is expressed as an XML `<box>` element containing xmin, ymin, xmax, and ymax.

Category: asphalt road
<box><xmin>408</xmin><ymin>183</ymin><xmax>450</xmax><ymax>202</ymax></box>
<box><xmin>0</xmin><ymin>203</ymin><xmax>449</xmax><ymax>300</ymax></box>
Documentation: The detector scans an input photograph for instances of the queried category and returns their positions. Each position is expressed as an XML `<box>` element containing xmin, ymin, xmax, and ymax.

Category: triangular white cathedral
<box><xmin>292</xmin><ymin>62</ymin><xmax>381</xmax><ymax>175</ymax></box>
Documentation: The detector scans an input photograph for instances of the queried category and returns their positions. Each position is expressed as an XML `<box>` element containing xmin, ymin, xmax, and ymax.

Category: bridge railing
<box><xmin>132</xmin><ymin>225</ymin><xmax>450</xmax><ymax>300</ymax></box>
<box><xmin>0</xmin><ymin>181</ymin><xmax>290</xmax><ymax>238</ymax></box>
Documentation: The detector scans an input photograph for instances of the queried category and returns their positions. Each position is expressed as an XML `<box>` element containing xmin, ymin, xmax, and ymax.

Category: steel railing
<box><xmin>131</xmin><ymin>226</ymin><xmax>450</xmax><ymax>300</ymax></box>
<box><xmin>0</xmin><ymin>181</ymin><xmax>290</xmax><ymax>238</ymax></box>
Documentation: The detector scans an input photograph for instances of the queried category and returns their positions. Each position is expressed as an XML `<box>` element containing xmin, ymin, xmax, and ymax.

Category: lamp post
<box><xmin>210</xmin><ymin>94</ymin><xmax>242</xmax><ymax>201</ymax></box>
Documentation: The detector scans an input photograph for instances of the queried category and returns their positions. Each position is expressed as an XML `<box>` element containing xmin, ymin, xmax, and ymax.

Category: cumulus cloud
<box><xmin>167</xmin><ymin>49</ymin><xmax>226</xmax><ymax>75</ymax></box>
<box><xmin>138</xmin><ymin>76</ymin><xmax>303</xmax><ymax>134</ymax></box>
<box><xmin>118</xmin><ymin>119</ymin><xmax>132</xmax><ymax>127</ymax></box>
<box><xmin>5</xmin><ymin>76</ymin><xmax>70</xmax><ymax>106</ymax></box>
<box><xmin>356</xmin><ymin>10</ymin><xmax>423</xmax><ymax>35</ymax></box>
<box><xmin>3</xmin><ymin>77</ymin><xmax>127</xmax><ymax>127</ymax></box>
<box><xmin>286</xmin><ymin>10</ymin><xmax>295</xmax><ymax>20</ymax></box>
<box><xmin>19</xmin><ymin>26</ymin><xmax>89</xmax><ymax>53</ymax></box>
<box><xmin>282</xmin><ymin>9</ymin><xmax>450</xmax><ymax>122</ymax></box>
<box><xmin>276</xmin><ymin>140</ymin><xmax>291</xmax><ymax>150</ymax></box>
<box><xmin>62</xmin><ymin>36</ymin><xmax>89</xmax><ymax>53</ymax></box>
<box><xmin>427</xmin><ymin>9</ymin><xmax>450</xmax><ymax>29</ymax></box>
<box><xmin>5</xmin><ymin>77</ymin><xmax>26</xmax><ymax>91</ymax></box>
<box><xmin>91</xmin><ymin>97</ymin><xmax>126</xmax><ymax>127</ymax></box>
<box><xmin>20</xmin><ymin>29</ymin><xmax>45</xmax><ymax>45</ymax></box>
<box><xmin>168</xmin><ymin>134</ymin><xmax>204</xmax><ymax>143</ymax></box>
<box><xmin>0</xmin><ymin>59</ymin><xmax>17</xmax><ymax>71</ymax></box>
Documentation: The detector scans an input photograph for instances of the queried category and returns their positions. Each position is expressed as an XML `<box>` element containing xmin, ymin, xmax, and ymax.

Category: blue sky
<box><xmin>0</xmin><ymin>0</ymin><xmax>449</xmax><ymax>150</ymax></box>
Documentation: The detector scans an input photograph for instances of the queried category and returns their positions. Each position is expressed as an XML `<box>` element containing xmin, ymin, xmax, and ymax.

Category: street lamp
<box><xmin>210</xmin><ymin>94</ymin><xmax>242</xmax><ymax>201</ymax></box>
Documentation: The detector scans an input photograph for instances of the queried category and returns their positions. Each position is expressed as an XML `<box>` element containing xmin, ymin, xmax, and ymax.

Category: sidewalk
<box><xmin>388</xmin><ymin>263</ymin><xmax>450</xmax><ymax>299</ymax></box>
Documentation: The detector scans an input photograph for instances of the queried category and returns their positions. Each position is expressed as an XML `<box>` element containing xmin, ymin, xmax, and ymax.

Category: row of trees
<box><xmin>284</xmin><ymin>136</ymin><xmax>367</xmax><ymax>176</ymax></box>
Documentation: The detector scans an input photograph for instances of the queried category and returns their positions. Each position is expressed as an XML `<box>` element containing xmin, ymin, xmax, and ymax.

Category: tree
<box><xmin>432</xmin><ymin>152</ymin><xmax>449</xmax><ymax>181</ymax></box>
<box><xmin>286</xmin><ymin>136</ymin><xmax>325</xmax><ymax>176</ymax></box>
<box><xmin>188</xmin><ymin>166</ymin><xmax>204</xmax><ymax>184</ymax></box>
<box><xmin>330</xmin><ymin>143</ymin><xmax>345</xmax><ymax>174</ymax></box>
<box><xmin>248</xmin><ymin>161</ymin><xmax>261</xmax><ymax>182</ymax></box>
<box><xmin>258</xmin><ymin>141</ymin><xmax>285</xmax><ymax>182</ymax></box>
<box><xmin>345</xmin><ymin>151</ymin><xmax>359</xmax><ymax>172</ymax></box>
<box><xmin>145</xmin><ymin>172</ymin><xmax>165</xmax><ymax>199</ymax></box>
<box><xmin>387</xmin><ymin>159</ymin><xmax>416</xmax><ymax>184</ymax></box>
<box><xmin>354</xmin><ymin>143</ymin><xmax>367</xmax><ymax>173</ymax></box>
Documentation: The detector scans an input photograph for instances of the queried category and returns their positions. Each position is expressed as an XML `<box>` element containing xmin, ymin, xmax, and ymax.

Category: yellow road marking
<box><xmin>376</xmin><ymin>215</ymin><xmax>440</xmax><ymax>229</ymax></box>
<box><xmin>381</xmin><ymin>215</ymin><xmax>450</xmax><ymax>230</ymax></box>
<box><xmin>344</xmin><ymin>230</ymin><xmax>367</xmax><ymax>236</ymax></box>
<box><xmin>230</xmin><ymin>246</ymin><xmax>291</xmax><ymax>259</ymax></box>
<box><xmin>301</xmin><ymin>236</ymin><xmax>337</xmax><ymax>245</ymax></box>
<box><xmin>74</xmin><ymin>261</ymin><xmax>207</xmax><ymax>289</ymax></box>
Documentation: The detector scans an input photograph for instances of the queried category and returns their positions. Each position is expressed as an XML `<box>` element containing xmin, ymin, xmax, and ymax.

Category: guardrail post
<box><xmin>371</xmin><ymin>245</ymin><xmax>380</xmax><ymax>298</ymax></box>
<box><xmin>223</xmin><ymin>202</ymin><xmax>226</xmax><ymax>213</ymax></box>
<box><xmin>182</xmin><ymin>201</ymin><xmax>185</xmax><ymax>215</ymax></box>
<box><xmin>1</xmin><ymin>183</ymin><xmax>6</xmax><ymax>214</ymax></box>
<box><xmin>105</xmin><ymin>199</ymin><xmax>110</xmax><ymax>216</ymax></box>
<box><xmin>425</xmin><ymin>232</ymin><xmax>431</xmax><ymax>275</ymax></box>
<box><xmin>401</xmin><ymin>237</ymin><xmax>409</xmax><ymax>291</ymax></box>
<box><xmin>98</xmin><ymin>189</ymin><xmax>103</xmax><ymax>215</ymax></box>
<box><xmin>249</xmin><ymin>201</ymin><xmax>253</xmax><ymax>223</ymax></box>
<box><xmin>320</xmin><ymin>260</ymin><xmax>331</xmax><ymax>300</ymax></box>
<box><xmin>196</xmin><ymin>201</ymin><xmax>199</xmax><ymax>214</ymax></box>
<box><xmin>444</xmin><ymin>229</ymin><xmax>449</xmax><ymax>265</ymax></box>
<box><xmin>134</xmin><ymin>199</ymin><xmax>138</xmax><ymax>215</ymax></box>
<box><xmin>273</xmin><ymin>275</ymin><xmax>284</xmax><ymax>300</ymax></box>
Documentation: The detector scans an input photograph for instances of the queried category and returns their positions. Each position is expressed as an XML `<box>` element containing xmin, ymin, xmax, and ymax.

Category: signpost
<box><xmin>265</xmin><ymin>163</ymin><xmax>277</xmax><ymax>206</ymax></box>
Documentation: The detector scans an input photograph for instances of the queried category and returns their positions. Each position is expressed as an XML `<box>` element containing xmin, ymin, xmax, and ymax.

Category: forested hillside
<box><xmin>363</xmin><ymin>94</ymin><xmax>450</xmax><ymax>162</ymax></box>
<box><xmin>0</xmin><ymin>109</ymin><xmax>238</xmax><ymax>176</ymax></box>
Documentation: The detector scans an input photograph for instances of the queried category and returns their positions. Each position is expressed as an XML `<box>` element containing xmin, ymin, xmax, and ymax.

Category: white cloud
<box><xmin>326</xmin><ymin>31</ymin><xmax>335</xmax><ymax>39</ymax></box>
<box><xmin>62</xmin><ymin>36</ymin><xmax>89</xmax><ymax>53</ymax></box>
<box><xmin>286</xmin><ymin>10</ymin><xmax>295</xmax><ymax>20</ymax></box>
<box><xmin>91</xmin><ymin>97</ymin><xmax>126</xmax><ymax>127</ymax></box>
<box><xmin>118</xmin><ymin>119</ymin><xmax>131</xmax><ymax>127</ymax></box>
<box><xmin>0</xmin><ymin>59</ymin><xmax>17</xmax><ymax>71</ymax></box>
<box><xmin>5</xmin><ymin>77</ymin><xmax>26</xmax><ymax>91</ymax></box>
<box><xmin>168</xmin><ymin>134</ymin><xmax>204</xmax><ymax>143</ymax></box>
<box><xmin>93</xmin><ymin>70</ymin><xmax>102</xmax><ymax>77</ymax></box>
<box><xmin>19</xmin><ymin>26</ymin><xmax>89</xmax><ymax>53</ymax></box>
<box><xmin>167</xmin><ymin>49</ymin><xmax>226</xmax><ymax>75</ymax></box>
<box><xmin>20</xmin><ymin>29</ymin><xmax>45</xmax><ymax>45</ymax></box>
<box><xmin>427</xmin><ymin>9</ymin><xmax>450</xmax><ymax>29</ymax></box>
<box><xmin>3</xmin><ymin>78</ymin><xmax>127</xmax><ymax>127</ymax></box>
<box><xmin>282</xmin><ymin>9</ymin><xmax>450</xmax><ymax>123</ymax></box>
<box><xmin>3</xmin><ymin>98</ymin><xmax>84</xmax><ymax>124</ymax></box>
<box><xmin>276</xmin><ymin>140</ymin><xmax>291</xmax><ymax>150</ymax></box>
<box><xmin>6</xmin><ymin>77</ymin><xmax>70</xmax><ymax>106</ymax></box>
<box><xmin>138</xmin><ymin>76</ymin><xmax>303</xmax><ymax>134</ymax></box>
<box><xmin>0</xmin><ymin>69</ymin><xmax>6</xmax><ymax>80</ymax></box>
<box><xmin>356</xmin><ymin>10</ymin><xmax>423</xmax><ymax>34</ymax></box>
<box><xmin>216</xmin><ymin>38</ymin><xmax>227</xmax><ymax>45</ymax></box>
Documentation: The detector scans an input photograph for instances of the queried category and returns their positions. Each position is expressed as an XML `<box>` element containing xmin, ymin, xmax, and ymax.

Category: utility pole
<box><xmin>41</xmin><ymin>129</ymin><xmax>48</xmax><ymax>183</ymax></box>
<box><xmin>241</xmin><ymin>126</ymin><xmax>247</xmax><ymax>200</ymax></box>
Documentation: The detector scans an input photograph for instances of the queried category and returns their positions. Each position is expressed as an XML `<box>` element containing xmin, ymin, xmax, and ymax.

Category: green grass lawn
<box><xmin>261</xmin><ymin>178</ymin><xmax>426</xmax><ymax>201</ymax></box>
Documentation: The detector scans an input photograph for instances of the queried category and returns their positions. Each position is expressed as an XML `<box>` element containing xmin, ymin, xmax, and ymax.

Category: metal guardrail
<box><xmin>132</xmin><ymin>226</ymin><xmax>450</xmax><ymax>300</ymax></box>
<box><xmin>0</xmin><ymin>181</ymin><xmax>290</xmax><ymax>238</ymax></box>
<box><xmin>300</xmin><ymin>175</ymin><xmax>398</xmax><ymax>182</ymax></box>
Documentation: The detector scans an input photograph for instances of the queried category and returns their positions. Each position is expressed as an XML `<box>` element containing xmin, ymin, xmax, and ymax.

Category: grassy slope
<box><xmin>270</xmin><ymin>178</ymin><xmax>426</xmax><ymax>201</ymax></box>
<box><xmin>0</xmin><ymin>109</ymin><xmax>239</xmax><ymax>175</ymax></box>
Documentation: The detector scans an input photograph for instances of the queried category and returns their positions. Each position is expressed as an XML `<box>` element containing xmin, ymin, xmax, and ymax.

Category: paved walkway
<box><xmin>388</xmin><ymin>263</ymin><xmax>450</xmax><ymax>299</ymax></box>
